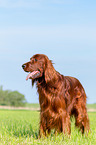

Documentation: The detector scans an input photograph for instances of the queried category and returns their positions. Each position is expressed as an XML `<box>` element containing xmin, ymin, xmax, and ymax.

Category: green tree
<box><xmin>0</xmin><ymin>86</ymin><xmax>26</xmax><ymax>106</ymax></box>
<box><xmin>7</xmin><ymin>91</ymin><xmax>26</xmax><ymax>107</ymax></box>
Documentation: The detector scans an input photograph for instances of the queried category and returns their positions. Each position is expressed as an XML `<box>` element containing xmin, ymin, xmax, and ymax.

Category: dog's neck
<box><xmin>37</xmin><ymin>72</ymin><xmax>61</xmax><ymax>88</ymax></box>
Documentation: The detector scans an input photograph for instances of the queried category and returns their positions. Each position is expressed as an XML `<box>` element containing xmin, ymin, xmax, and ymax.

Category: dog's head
<box><xmin>22</xmin><ymin>54</ymin><xmax>57</xmax><ymax>85</ymax></box>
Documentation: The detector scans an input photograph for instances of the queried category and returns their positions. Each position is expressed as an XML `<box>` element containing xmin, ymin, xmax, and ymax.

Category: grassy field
<box><xmin>25</xmin><ymin>103</ymin><xmax>96</xmax><ymax>109</ymax></box>
<box><xmin>87</xmin><ymin>103</ymin><xmax>96</xmax><ymax>109</ymax></box>
<box><xmin>0</xmin><ymin>110</ymin><xmax>96</xmax><ymax>145</ymax></box>
<box><xmin>25</xmin><ymin>103</ymin><xmax>40</xmax><ymax>108</ymax></box>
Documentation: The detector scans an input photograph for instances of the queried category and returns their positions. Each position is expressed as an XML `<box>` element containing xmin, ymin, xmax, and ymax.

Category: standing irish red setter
<box><xmin>22</xmin><ymin>54</ymin><xmax>89</xmax><ymax>137</ymax></box>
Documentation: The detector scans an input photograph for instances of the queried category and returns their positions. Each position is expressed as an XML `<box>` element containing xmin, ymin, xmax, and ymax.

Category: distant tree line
<box><xmin>0</xmin><ymin>86</ymin><xmax>27</xmax><ymax>107</ymax></box>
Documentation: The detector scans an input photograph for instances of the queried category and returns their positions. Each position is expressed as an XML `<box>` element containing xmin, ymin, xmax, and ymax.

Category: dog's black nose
<box><xmin>22</xmin><ymin>64</ymin><xmax>26</xmax><ymax>69</ymax></box>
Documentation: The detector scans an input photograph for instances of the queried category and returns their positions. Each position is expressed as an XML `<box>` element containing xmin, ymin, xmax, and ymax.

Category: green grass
<box><xmin>0</xmin><ymin>110</ymin><xmax>96</xmax><ymax>145</ymax></box>
<box><xmin>87</xmin><ymin>103</ymin><xmax>96</xmax><ymax>109</ymax></box>
<box><xmin>26</xmin><ymin>103</ymin><xmax>96</xmax><ymax>109</ymax></box>
<box><xmin>25</xmin><ymin>103</ymin><xmax>40</xmax><ymax>108</ymax></box>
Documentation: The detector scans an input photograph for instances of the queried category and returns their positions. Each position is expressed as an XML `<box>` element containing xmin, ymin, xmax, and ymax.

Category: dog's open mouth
<box><xmin>26</xmin><ymin>71</ymin><xmax>40</xmax><ymax>80</ymax></box>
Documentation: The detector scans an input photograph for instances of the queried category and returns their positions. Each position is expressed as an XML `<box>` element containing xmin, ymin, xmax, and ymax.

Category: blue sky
<box><xmin>0</xmin><ymin>0</ymin><xmax>96</xmax><ymax>104</ymax></box>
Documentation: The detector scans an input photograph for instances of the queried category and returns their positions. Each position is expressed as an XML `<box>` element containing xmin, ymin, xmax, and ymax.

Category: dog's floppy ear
<box><xmin>44</xmin><ymin>57</ymin><xmax>58</xmax><ymax>84</ymax></box>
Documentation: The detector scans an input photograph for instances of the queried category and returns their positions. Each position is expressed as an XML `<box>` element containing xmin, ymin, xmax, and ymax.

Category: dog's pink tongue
<box><xmin>26</xmin><ymin>71</ymin><xmax>40</xmax><ymax>80</ymax></box>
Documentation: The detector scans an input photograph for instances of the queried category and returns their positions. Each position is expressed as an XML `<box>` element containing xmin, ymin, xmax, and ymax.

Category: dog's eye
<box><xmin>34</xmin><ymin>59</ymin><xmax>37</xmax><ymax>62</ymax></box>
